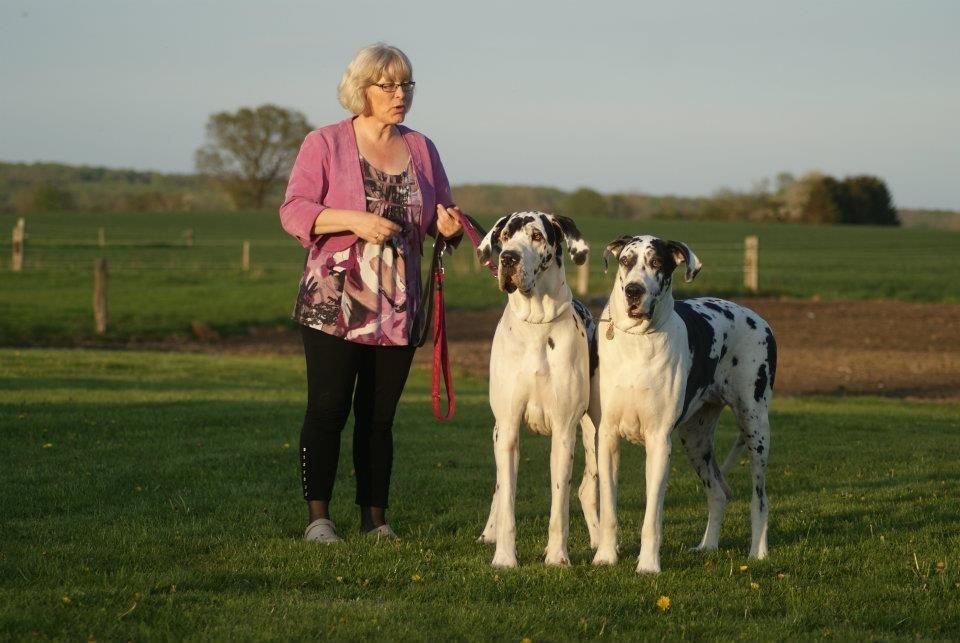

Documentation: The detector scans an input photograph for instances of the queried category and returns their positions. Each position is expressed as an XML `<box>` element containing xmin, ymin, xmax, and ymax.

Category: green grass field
<box><xmin>2</xmin><ymin>348</ymin><xmax>958</xmax><ymax>639</ymax></box>
<box><xmin>2</xmin><ymin>211</ymin><xmax>959</xmax><ymax>344</ymax></box>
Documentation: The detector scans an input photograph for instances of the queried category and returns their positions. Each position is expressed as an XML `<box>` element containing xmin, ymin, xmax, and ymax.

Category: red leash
<box><xmin>429</xmin><ymin>212</ymin><xmax>490</xmax><ymax>421</ymax></box>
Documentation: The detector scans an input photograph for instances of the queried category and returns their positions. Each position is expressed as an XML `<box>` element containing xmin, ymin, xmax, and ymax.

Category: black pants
<box><xmin>298</xmin><ymin>325</ymin><xmax>416</xmax><ymax>508</ymax></box>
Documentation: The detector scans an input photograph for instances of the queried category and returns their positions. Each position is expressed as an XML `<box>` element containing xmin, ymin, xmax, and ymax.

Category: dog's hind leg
<box><xmin>577</xmin><ymin>408</ymin><xmax>600</xmax><ymax>550</ymax></box>
<box><xmin>734</xmin><ymin>403</ymin><xmax>771</xmax><ymax>560</ymax></box>
<box><xmin>677</xmin><ymin>404</ymin><xmax>730</xmax><ymax>552</ymax></box>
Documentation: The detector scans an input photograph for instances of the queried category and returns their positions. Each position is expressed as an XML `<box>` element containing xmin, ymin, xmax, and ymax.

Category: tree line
<box><xmin>0</xmin><ymin>104</ymin><xmax>907</xmax><ymax>226</ymax></box>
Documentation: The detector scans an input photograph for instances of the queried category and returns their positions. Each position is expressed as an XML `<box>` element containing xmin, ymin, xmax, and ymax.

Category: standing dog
<box><xmin>592</xmin><ymin>235</ymin><xmax>777</xmax><ymax>573</ymax></box>
<box><xmin>475</xmin><ymin>211</ymin><xmax>600</xmax><ymax>567</ymax></box>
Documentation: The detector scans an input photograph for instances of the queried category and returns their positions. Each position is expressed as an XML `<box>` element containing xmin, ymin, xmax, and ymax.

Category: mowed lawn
<box><xmin>1</xmin><ymin>348</ymin><xmax>958</xmax><ymax>640</ymax></box>
<box><xmin>2</xmin><ymin>211</ymin><xmax>959</xmax><ymax>343</ymax></box>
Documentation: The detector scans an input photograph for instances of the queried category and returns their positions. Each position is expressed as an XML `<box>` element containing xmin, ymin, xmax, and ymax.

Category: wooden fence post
<box><xmin>241</xmin><ymin>240</ymin><xmax>250</xmax><ymax>272</ymax></box>
<box><xmin>184</xmin><ymin>228</ymin><xmax>194</xmax><ymax>247</ymax></box>
<box><xmin>93</xmin><ymin>258</ymin><xmax>108</xmax><ymax>335</ymax></box>
<box><xmin>98</xmin><ymin>227</ymin><xmax>106</xmax><ymax>248</ymax></box>
<box><xmin>11</xmin><ymin>218</ymin><xmax>25</xmax><ymax>272</ymax></box>
<box><xmin>576</xmin><ymin>262</ymin><xmax>589</xmax><ymax>296</ymax></box>
<box><xmin>743</xmin><ymin>235</ymin><xmax>759</xmax><ymax>293</ymax></box>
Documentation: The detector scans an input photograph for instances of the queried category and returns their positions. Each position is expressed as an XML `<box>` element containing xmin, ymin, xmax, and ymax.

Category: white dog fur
<box><xmin>475</xmin><ymin>211</ymin><xmax>600</xmax><ymax>567</ymax></box>
<box><xmin>592</xmin><ymin>234</ymin><xmax>777</xmax><ymax>573</ymax></box>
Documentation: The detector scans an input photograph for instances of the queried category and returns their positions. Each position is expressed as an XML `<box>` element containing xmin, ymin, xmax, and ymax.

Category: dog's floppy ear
<box><xmin>550</xmin><ymin>214</ymin><xmax>589</xmax><ymax>266</ymax></box>
<box><xmin>476</xmin><ymin>215</ymin><xmax>509</xmax><ymax>267</ymax></box>
<box><xmin>667</xmin><ymin>240</ymin><xmax>702</xmax><ymax>282</ymax></box>
<box><xmin>602</xmin><ymin>235</ymin><xmax>634</xmax><ymax>273</ymax></box>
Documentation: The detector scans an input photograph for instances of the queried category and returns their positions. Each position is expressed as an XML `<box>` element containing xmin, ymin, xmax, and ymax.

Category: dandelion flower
<box><xmin>62</xmin><ymin>595</ymin><xmax>72</xmax><ymax>605</ymax></box>
<box><xmin>411</xmin><ymin>574</ymin><xmax>422</xmax><ymax>582</ymax></box>
<box><xmin>43</xmin><ymin>443</ymin><xmax>53</xmax><ymax>449</ymax></box>
<box><xmin>739</xmin><ymin>565</ymin><xmax>749</xmax><ymax>572</ymax></box>
<box><xmin>656</xmin><ymin>595</ymin><xmax>671</xmax><ymax>611</ymax></box>
<box><xmin>750</xmin><ymin>581</ymin><xmax>760</xmax><ymax>590</ymax></box>
<box><xmin>936</xmin><ymin>561</ymin><xmax>946</xmax><ymax>572</ymax></box>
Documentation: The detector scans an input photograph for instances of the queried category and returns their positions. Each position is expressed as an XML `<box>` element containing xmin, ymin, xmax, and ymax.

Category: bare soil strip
<box><xmin>109</xmin><ymin>298</ymin><xmax>960</xmax><ymax>401</ymax></box>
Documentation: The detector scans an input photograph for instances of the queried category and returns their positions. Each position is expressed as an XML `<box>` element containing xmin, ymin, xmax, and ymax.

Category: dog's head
<box><xmin>477</xmin><ymin>211</ymin><xmax>589</xmax><ymax>295</ymax></box>
<box><xmin>603</xmin><ymin>235</ymin><xmax>701</xmax><ymax>324</ymax></box>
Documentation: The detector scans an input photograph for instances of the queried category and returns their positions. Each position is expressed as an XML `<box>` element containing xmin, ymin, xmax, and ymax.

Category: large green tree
<box><xmin>195</xmin><ymin>105</ymin><xmax>312</xmax><ymax>209</ymax></box>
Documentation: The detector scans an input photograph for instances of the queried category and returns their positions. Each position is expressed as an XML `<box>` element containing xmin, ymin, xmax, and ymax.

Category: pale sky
<box><xmin>2</xmin><ymin>0</ymin><xmax>958</xmax><ymax>209</ymax></box>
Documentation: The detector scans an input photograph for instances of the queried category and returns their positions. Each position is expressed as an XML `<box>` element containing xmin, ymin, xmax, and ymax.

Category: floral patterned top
<box><xmin>292</xmin><ymin>155</ymin><xmax>424</xmax><ymax>345</ymax></box>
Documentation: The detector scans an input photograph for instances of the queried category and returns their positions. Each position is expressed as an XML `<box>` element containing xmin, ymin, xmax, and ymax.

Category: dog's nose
<box><xmin>500</xmin><ymin>250</ymin><xmax>520</xmax><ymax>267</ymax></box>
<box><xmin>624</xmin><ymin>283</ymin><xmax>646</xmax><ymax>301</ymax></box>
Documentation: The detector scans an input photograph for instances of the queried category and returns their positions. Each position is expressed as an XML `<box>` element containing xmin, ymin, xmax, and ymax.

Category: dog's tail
<box><xmin>720</xmin><ymin>436</ymin><xmax>747</xmax><ymax>476</ymax></box>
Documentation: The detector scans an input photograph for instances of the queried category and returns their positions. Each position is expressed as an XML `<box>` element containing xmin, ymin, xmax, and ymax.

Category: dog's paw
<box><xmin>689</xmin><ymin>542</ymin><xmax>718</xmax><ymax>553</ymax></box>
<box><xmin>592</xmin><ymin>548</ymin><xmax>618</xmax><ymax>566</ymax></box>
<box><xmin>544</xmin><ymin>548</ymin><xmax>570</xmax><ymax>567</ymax></box>
<box><xmin>635</xmin><ymin>555</ymin><xmax>661</xmax><ymax>575</ymax></box>
<box><xmin>491</xmin><ymin>549</ymin><xmax>518</xmax><ymax>568</ymax></box>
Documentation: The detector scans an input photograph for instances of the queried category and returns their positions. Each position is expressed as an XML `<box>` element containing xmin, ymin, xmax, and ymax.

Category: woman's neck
<box><xmin>353</xmin><ymin>115</ymin><xmax>398</xmax><ymax>144</ymax></box>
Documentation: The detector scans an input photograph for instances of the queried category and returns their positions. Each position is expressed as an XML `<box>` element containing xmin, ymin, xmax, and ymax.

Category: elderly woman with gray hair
<box><xmin>279</xmin><ymin>43</ymin><xmax>463</xmax><ymax>543</ymax></box>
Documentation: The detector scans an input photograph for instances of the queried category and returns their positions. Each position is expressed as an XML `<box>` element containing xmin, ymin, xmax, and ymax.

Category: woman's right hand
<box><xmin>348</xmin><ymin>211</ymin><xmax>401</xmax><ymax>244</ymax></box>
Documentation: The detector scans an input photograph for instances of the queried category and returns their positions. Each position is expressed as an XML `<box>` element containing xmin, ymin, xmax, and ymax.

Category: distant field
<box><xmin>1</xmin><ymin>348</ymin><xmax>958</xmax><ymax>639</ymax></box>
<box><xmin>2</xmin><ymin>211</ymin><xmax>958</xmax><ymax>343</ymax></box>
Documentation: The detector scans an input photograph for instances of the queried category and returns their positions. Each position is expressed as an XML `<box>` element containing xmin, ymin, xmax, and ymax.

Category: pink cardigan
<box><xmin>279</xmin><ymin>116</ymin><xmax>454</xmax><ymax>252</ymax></box>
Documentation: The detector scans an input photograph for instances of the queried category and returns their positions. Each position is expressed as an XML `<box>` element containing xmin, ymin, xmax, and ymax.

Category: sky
<box><xmin>1</xmin><ymin>0</ymin><xmax>958</xmax><ymax>209</ymax></box>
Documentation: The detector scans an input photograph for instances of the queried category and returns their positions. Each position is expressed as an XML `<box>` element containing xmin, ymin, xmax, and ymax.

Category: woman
<box><xmin>279</xmin><ymin>43</ymin><xmax>463</xmax><ymax>542</ymax></box>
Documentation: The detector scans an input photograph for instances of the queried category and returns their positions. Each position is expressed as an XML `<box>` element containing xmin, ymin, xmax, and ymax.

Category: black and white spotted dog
<box><xmin>475</xmin><ymin>211</ymin><xmax>600</xmax><ymax>568</ymax></box>
<box><xmin>592</xmin><ymin>235</ymin><xmax>777</xmax><ymax>573</ymax></box>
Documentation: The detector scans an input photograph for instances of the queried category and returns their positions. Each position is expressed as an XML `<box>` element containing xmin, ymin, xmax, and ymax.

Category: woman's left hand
<box><xmin>436</xmin><ymin>204</ymin><xmax>464</xmax><ymax>239</ymax></box>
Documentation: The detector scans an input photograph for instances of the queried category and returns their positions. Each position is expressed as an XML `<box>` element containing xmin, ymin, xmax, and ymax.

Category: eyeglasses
<box><xmin>372</xmin><ymin>81</ymin><xmax>416</xmax><ymax>94</ymax></box>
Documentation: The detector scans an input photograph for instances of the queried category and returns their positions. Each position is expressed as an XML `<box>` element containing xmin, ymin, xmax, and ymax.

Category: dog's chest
<box><xmin>598</xmin><ymin>325</ymin><xmax>688</xmax><ymax>443</ymax></box>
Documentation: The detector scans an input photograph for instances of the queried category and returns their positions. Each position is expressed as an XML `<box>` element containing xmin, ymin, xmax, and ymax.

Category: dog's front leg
<box><xmin>636</xmin><ymin>433</ymin><xmax>672</xmax><ymax>574</ymax></box>
<box><xmin>491</xmin><ymin>422</ymin><xmax>520</xmax><ymax>568</ymax></box>
<box><xmin>479</xmin><ymin>424</ymin><xmax>500</xmax><ymax>544</ymax></box>
<box><xmin>544</xmin><ymin>422</ymin><xmax>576</xmax><ymax>566</ymax></box>
<box><xmin>592</xmin><ymin>421</ymin><xmax>620</xmax><ymax>565</ymax></box>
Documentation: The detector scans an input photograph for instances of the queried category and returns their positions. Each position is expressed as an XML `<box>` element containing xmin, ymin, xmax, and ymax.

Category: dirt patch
<box><xmin>112</xmin><ymin>298</ymin><xmax>960</xmax><ymax>401</ymax></box>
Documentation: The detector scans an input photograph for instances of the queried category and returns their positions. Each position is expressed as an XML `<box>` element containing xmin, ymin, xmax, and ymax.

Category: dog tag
<box><xmin>606</xmin><ymin>324</ymin><xmax>615</xmax><ymax>340</ymax></box>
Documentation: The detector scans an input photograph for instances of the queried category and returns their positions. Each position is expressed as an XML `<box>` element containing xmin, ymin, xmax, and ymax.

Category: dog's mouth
<box><xmin>498</xmin><ymin>266</ymin><xmax>531</xmax><ymax>295</ymax></box>
<box><xmin>626</xmin><ymin>300</ymin><xmax>655</xmax><ymax>320</ymax></box>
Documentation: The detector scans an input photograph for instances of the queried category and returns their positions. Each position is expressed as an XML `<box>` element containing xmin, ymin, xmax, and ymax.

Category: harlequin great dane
<box><xmin>592</xmin><ymin>235</ymin><xmax>777</xmax><ymax>573</ymax></box>
<box><xmin>475</xmin><ymin>211</ymin><xmax>600</xmax><ymax>568</ymax></box>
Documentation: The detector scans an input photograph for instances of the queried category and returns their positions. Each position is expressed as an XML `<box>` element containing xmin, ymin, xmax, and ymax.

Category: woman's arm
<box><xmin>279</xmin><ymin>132</ymin><xmax>399</xmax><ymax>246</ymax></box>
<box><xmin>312</xmin><ymin>208</ymin><xmax>400</xmax><ymax>243</ymax></box>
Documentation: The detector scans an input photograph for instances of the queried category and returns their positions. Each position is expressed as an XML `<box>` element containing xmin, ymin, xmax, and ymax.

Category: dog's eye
<box><xmin>649</xmin><ymin>258</ymin><xmax>662</xmax><ymax>270</ymax></box>
<box><xmin>531</xmin><ymin>230</ymin><xmax>543</xmax><ymax>242</ymax></box>
<box><xmin>619</xmin><ymin>255</ymin><xmax>630</xmax><ymax>267</ymax></box>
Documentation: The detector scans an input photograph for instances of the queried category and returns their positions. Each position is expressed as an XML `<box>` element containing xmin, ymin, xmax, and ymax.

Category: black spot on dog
<box><xmin>753</xmin><ymin>364</ymin><xmax>768</xmax><ymax>402</ymax></box>
<box><xmin>732</xmin><ymin>356</ymin><xmax>739</xmax><ymax>367</ymax></box>
<box><xmin>756</xmin><ymin>443</ymin><xmax>764</xmax><ymax>455</ymax></box>
<box><xmin>704</xmin><ymin>301</ymin><xmax>734</xmax><ymax>320</ymax></box>
<box><xmin>746</xmin><ymin>316</ymin><xmax>757</xmax><ymax>329</ymax></box>
<box><xmin>648</xmin><ymin>238</ymin><xmax>679</xmax><ymax>277</ymax></box>
<box><xmin>503</xmin><ymin>214</ymin><xmax>534</xmax><ymax>240</ymax></box>
<box><xmin>764</xmin><ymin>326</ymin><xmax>778</xmax><ymax>389</ymax></box>
<box><xmin>674</xmin><ymin>300</ymin><xmax>720</xmax><ymax>424</ymax></box>
<box><xmin>547</xmin><ymin>336</ymin><xmax>555</xmax><ymax>349</ymax></box>
<box><xmin>756</xmin><ymin>485</ymin><xmax>765</xmax><ymax>511</ymax></box>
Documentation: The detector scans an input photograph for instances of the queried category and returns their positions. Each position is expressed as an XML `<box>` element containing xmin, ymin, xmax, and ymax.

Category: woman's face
<box><xmin>363</xmin><ymin>76</ymin><xmax>412</xmax><ymax>125</ymax></box>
